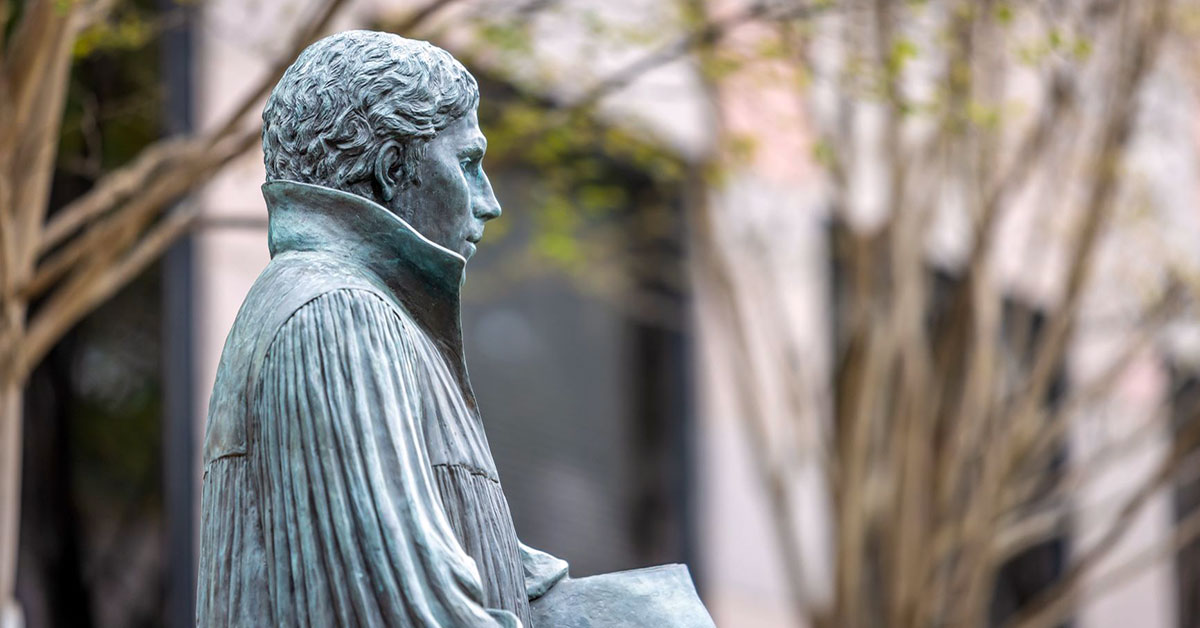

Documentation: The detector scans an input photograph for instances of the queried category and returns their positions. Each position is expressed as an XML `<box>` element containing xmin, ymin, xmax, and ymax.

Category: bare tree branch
<box><xmin>21</xmin><ymin>204</ymin><xmax>199</xmax><ymax>383</ymax></box>
<box><xmin>1018</xmin><ymin>502</ymin><xmax>1200</xmax><ymax>628</ymax></box>
<box><xmin>1007</xmin><ymin>392</ymin><xmax>1200</xmax><ymax>628</ymax></box>
<box><xmin>19</xmin><ymin>126</ymin><xmax>257</xmax><ymax>378</ymax></box>
<box><xmin>4</xmin><ymin>0</ymin><xmax>78</xmax><ymax>271</ymax></box>
<box><xmin>1017</xmin><ymin>0</ymin><xmax>1167</xmax><ymax>435</ymax></box>
<box><xmin>37</xmin><ymin>138</ymin><xmax>193</xmax><ymax>256</ymax></box>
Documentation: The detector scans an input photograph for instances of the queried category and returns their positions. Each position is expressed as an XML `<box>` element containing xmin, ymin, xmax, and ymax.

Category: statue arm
<box><xmin>254</xmin><ymin>288</ymin><xmax>519</xmax><ymax>627</ymax></box>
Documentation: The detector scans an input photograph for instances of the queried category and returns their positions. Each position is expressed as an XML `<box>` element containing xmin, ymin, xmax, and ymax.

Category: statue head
<box><xmin>262</xmin><ymin>30</ymin><xmax>501</xmax><ymax>260</ymax></box>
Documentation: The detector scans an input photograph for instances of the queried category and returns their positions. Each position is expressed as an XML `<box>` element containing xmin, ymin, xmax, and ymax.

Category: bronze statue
<box><xmin>196</xmin><ymin>31</ymin><xmax>711</xmax><ymax>627</ymax></box>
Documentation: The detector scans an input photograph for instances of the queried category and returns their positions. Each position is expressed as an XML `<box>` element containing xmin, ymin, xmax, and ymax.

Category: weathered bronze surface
<box><xmin>196</xmin><ymin>31</ymin><xmax>712</xmax><ymax>627</ymax></box>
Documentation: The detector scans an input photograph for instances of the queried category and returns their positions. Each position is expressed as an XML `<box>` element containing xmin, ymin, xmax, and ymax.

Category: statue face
<box><xmin>393</xmin><ymin>109</ymin><xmax>501</xmax><ymax>260</ymax></box>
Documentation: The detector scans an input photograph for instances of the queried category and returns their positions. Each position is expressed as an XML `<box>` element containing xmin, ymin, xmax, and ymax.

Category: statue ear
<box><xmin>373</xmin><ymin>139</ymin><xmax>403</xmax><ymax>203</ymax></box>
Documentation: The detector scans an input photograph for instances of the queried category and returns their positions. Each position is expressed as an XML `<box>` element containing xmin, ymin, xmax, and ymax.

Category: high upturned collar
<box><xmin>263</xmin><ymin>180</ymin><xmax>477</xmax><ymax>411</ymax></box>
<box><xmin>264</xmin><ymin>180</ymin><xmax>467</xmax><ymax>294</ymax></box>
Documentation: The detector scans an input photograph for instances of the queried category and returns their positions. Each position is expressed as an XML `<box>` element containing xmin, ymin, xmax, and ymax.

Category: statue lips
<box><xmin>464</xmin><ymin>229</ymin><xmax>483</xmax><ymax>256</ymax></box>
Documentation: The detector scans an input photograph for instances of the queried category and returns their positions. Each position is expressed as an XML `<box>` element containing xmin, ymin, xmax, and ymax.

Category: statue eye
<box><xmin>459</xmin><ymin>146</ymin><xmax>485</xmax><ymax>172</ymax></box>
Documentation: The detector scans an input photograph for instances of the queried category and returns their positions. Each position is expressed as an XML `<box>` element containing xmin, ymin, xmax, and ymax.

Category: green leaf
<box><xmin>994</xmin><ymin>2</ymin><xmax>1014</xmax><ymax>26</ymax></box>
<box><xmin>1072</xmin><ymin>37</ymin><xmax>1093</xmax><ymax>61</ymax></box>
<box><xmin>812</xmin><ymin>140</ymin><xmax>836</xmax><ymax>168</ymax></box>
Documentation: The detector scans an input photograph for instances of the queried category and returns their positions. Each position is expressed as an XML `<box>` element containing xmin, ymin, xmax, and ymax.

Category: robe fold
<box><xmin>197</xmin><ymin>181</ymin><xmax>564</xmax><ymax>627</ymax></box>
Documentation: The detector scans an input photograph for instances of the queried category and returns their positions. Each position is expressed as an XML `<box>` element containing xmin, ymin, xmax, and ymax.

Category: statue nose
<box><xmin>475</xmin><ymin>195</ymin><xmax>502</xmax><ymax>220</ymax></box>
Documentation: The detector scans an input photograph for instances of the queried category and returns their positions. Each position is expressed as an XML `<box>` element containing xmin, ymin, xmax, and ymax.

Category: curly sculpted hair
<box><xmin>262</xmin><ymin>31</ymin><xmax>479</xmax><ymax>205</ymax></box>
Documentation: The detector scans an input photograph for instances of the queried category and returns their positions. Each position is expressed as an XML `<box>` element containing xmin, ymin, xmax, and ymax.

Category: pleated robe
<box><xmin>196</xmin><ymin>181</ymin><xmax>565</xmax><ymax>627</ymax></box>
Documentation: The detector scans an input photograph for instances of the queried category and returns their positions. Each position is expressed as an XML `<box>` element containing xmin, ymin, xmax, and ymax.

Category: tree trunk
<box><xmin>0</xmin><ymin>380</ymin><xmax>23</xmax><ymax>628</ymax></box>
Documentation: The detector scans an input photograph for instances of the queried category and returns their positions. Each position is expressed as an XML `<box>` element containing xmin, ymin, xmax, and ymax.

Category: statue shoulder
<box><xmin>203</xmin><ymin>251</ymin><xmax>401</xmax><ymax>465</ymax></box>
<box><xmin>227</xmin><ymin>252</ymin><xmax>393</xmax><ymax>358</ymax></box>
<box><xmin>258</xmin><ymin>250</ymin><xmax>390</xmax><ymax>308</ymax></box>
